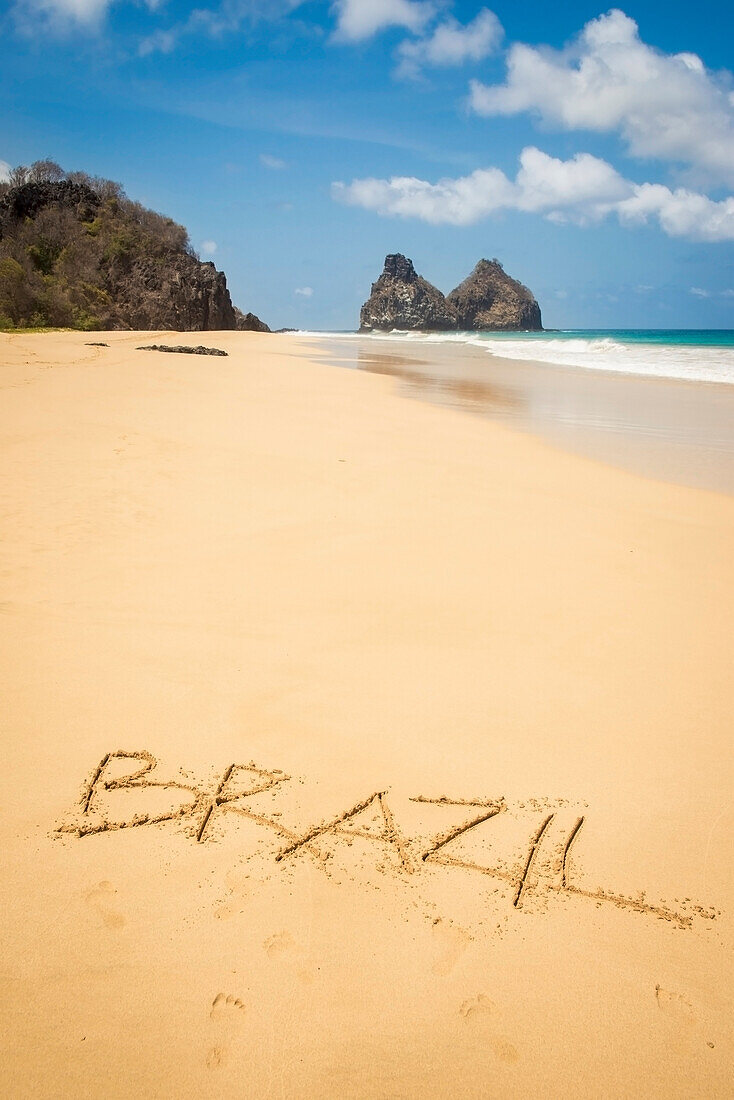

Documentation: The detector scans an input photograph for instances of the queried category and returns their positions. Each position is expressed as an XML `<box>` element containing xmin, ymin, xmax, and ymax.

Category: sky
<box><xmin>1</xmin><ymin>0</ymin><xmax>733</xmax><ymax>330</ymax></box>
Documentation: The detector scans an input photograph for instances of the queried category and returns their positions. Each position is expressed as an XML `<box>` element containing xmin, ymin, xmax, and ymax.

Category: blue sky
<box><xmin>2</xmin><ymin>0</ymin><xmax>733</xmax><ymax>329</ymax></box>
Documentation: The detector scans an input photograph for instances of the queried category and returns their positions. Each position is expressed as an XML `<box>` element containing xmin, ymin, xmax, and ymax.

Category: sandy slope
<box><xmin>0</xmin><ymin>330</ymin><xmax>732</xmax><ymax>1098</ymax></box>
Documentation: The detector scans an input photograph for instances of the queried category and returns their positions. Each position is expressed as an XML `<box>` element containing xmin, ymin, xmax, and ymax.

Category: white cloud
<box><xmin>0</xmin><ymin>161</ymin><xmax>10</xmax><ymax>183</ymax></box>
<box><xmin>138</xmin><ymin>0</ymin><xmax>429</xmax><ymax>52</ymax></box>
<box><xmin>200</xmin><ymin>240</ymin><xmax>217</xmax><ymax>255</ymax></box>
<box><xmin>333</xmin><ymin>146</ymin><xmax>734</xmax><ymax>241</ymax></box>
<box><xmin>14</xmin><ymin>0</ymin><xmax>164</xmax><ymax>27</ymax></box>
<box><xmin>13</xmin><ymin>0</ymin><xmax>113</xmax><ymax>25</ymax></box>
<box><xmin>295</xmin><ymin>286</ymin><xmax>313</xmax><ymax>297</ymax></box>
<box><xmin>260</xmin><ymin>154</ymin><xmax>287</xmax><ymax>170</ymax></box>
<box><xmin>332</xmin><ymin>147</ymin><xmax>628</xmax><ymax>227</ymax></box>
<box><xmin>514</xmin><ymin>146</ymin><xmax>632</xmax><ymax>217</ymax></box>
<box><xmin>616</xmin><ymin>184</ymin><xmax>734</xmax><ymax>241</ymax></box>
<box><xmin>691</xmin><ymin>287</ymin><xmax>734</xmax><ymax>298</ymax></box>
<box><xmin>333</xmin><ymin>166</ymin><xmax>515</xmax><ymax>225</ymax></box>
<box><xmin>137</xmin><ymin>0</ymin><xmax>306</xmax><ymax>54</ymax></box>
<box><xmin>13</xmin><ymin>0</ymin><xmax>162</xmax><ymax>33</ymax></box>
<box><xmin>331</xmin><ymin>0</ymin><xmax>434</xmax><ymax>43</ymax></box>
<box><xmin>138</xmin><ymin>27</ymin><xmax>176</xmax><ymax>54</ymax></box>
<box><xmin>396</xmin><ymin>9</ymin><xmax>502</xmax><ymax>78</ymax></box>
<box><xmin>469</xmin><ymin>9</ymin><xmax>734</xmax><ymax>185</ymax></box>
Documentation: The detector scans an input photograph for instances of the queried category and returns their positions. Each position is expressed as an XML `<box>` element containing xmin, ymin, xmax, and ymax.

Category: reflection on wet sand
<box><xmin>355</xmin><ymin>350</ymin><xmax>522</xmax><ymax>416</ymax></box>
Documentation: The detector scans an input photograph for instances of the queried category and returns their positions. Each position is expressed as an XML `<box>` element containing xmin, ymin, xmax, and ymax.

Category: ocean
<box><xmin>320</xmin><ymin>329</ymin><xmax>734</xmax><ymax>385</ymax></box>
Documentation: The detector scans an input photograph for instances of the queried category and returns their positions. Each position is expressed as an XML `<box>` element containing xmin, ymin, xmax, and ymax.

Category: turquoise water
<box><xmin>481</xmin><ymin>329</ymin><xmax>734</xmax><ymax>348</ymax></box>
<box><xmin>343</xmin><ymin>328</ymin><xmax>734</xmax><ymax>383</ymax></box>
<box><xmin>311</xmin><ymin>328</ymin><xmax>734</xmax><ymax>382</ymax></box>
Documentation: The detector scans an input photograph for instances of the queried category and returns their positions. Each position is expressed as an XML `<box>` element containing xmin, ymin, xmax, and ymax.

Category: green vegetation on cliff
<box><xmin>0</xmin><ymin>160</ymin><xmax>238</xmax><ymax>331</ymax></box>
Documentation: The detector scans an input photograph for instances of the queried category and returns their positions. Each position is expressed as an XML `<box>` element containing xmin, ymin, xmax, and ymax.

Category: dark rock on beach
<box><xmin>360</xmin><ymin>254</ymin><xmax>458</xmax><ymax>332</ymax></box>
<box><xmin>137</xmin><ymin>344</ymin><xmax>228</xmax><ymax>356</ymax></box>
<box><xmin>447</xmin><ymin>259</ymin><xmax>542</xmax><ymax>331</ymax></box>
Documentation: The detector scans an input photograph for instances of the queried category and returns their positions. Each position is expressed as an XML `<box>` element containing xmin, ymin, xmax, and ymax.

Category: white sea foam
<box><xmin>298</xmin><ymin>330</ymin><xmax>734</xmax><ymax>385</ymax></box>
<box><xmin>476</xmin><ymin>336</ymin><xmax>734</xmax><ymax>385</ymax></box>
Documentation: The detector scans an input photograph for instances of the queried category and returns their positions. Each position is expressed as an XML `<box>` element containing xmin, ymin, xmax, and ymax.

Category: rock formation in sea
<box><xmin>0</xmin><ymin>163</ymin><xmax>268</xmax><ymax>332</ymax></box>
<box><xmin>359</xmin><ymin>254</ymin><xmax>458</xmax><ymax>332</ymax></box>
<box><xmin>447</xmin><ymin>259</ymin><xmax>542</xmax><ymax>331</ymax></box>
<box><xmin>234</xmin><ymin>308</ymin><xmax>271</xmax><ymax>332</ymax></box>
<box><xmin>359</xmin><ymin>254</ymin><xmax>542</xmax><ymax>332</ymax></box>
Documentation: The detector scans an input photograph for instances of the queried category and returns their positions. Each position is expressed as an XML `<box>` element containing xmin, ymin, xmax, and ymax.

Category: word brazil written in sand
<box><xmin>56</xmin><ymin>750</ymin><xmax>718</xmax><ymax>930</ymax></box>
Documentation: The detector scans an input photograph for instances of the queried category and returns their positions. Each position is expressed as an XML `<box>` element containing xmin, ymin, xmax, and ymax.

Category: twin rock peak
<box><xmin>360</xmin><ymin>254</ymin><xmax>542</xmax><ymax>333</ymax></box>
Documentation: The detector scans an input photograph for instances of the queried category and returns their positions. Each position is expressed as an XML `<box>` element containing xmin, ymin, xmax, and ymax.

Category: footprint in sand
<box><xmin>431</xmin><ymin>918</ymin><xmax>472</xmax><ymax>976</ymax></box>
<box><xmin>459</xmin><ymin>994</ymin><xmax>520</xmax><ymax>1064</ymax></box>
<box><xmin>210</xmin><ymin>992</ymin><xmax>246</xmax><ymax>1020</ymax></box>
<box><xmin>488</xmin><ymin>1036</ymin><xmax>520</xmax><ymax>1064</ymax></box>
<box><xmin>206</xmin><ymin>993</ymin><xmax>247</xmax><ymax>1070</ymax></box>
<box><xmin>206</xmin><ymin>1048</ymin><xmax>226</xmax><ymax>1070</ymax></box>
<box><xmin>263</xmin><ymin>931</ymin><xmax>315</xmax><ymax>984</ymax></box>
<box><xmin>214</xmin><ymin>869</ymin><xmax>251</xmax><ymax>921</ymax></box>
<box><xmin>264</xmin><ymin>931</ymin><xmax>295</xmax><ymax>957</ymax></box>
<box><xmin>85</xmin><ymin>881</ymin><xmax>126</xmax><ymax>928</ymax></box>
<box><xmin>459</xmin><ymin>993</ymin><xmax>497</xmax><ymax>1019</ymax></box>
<box><xmin>655</xmin><ymin>985</ymin><xmax>694</xmax><ymax>1023</ymax></box>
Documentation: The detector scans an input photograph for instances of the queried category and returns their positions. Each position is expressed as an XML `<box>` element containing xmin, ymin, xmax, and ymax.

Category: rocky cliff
<box><xmin>360</xmin><ymin>254</ymin><xmax>541</xmax><ymax>333</ymax></box>
<box><xmin>0</xmin><ymin>164</ymin><xmax>264</xmax><ymax>332</ymax></box>
<box><xmin>360</xmin><ymin>254</ymin><xmax>458</xmax><ymax>332</ymax></box>
<box><xmin>104</xmin><ymin>255</ymin><xmax>236</xmax><ymax>331</ymax></box>
<box><xmin>234</xmin><ymin>308</ymin><xmax>271</xmax><ymax>332</ymax></box>
<box><xmin>447</xmin><ymin>259</ymin><xmax>542</xmax><ymax>331</ymax></box>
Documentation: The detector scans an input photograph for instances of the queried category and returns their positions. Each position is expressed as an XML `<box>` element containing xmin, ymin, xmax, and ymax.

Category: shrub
<box><xmin>0</xmin><ymin>257</ymin><xmax>32</xmax><ymax>322</ymax></box>
<box><xmin>0</xmin><ymin>160</ymin><xmax>208</xmax><ymax>329</ymax></box>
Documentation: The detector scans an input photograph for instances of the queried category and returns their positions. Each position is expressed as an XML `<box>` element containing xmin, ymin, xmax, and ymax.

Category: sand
<box><xmin>0</xmin><ymin>329</ymin><xmax>732</xmax><ymax>1097</ymax></box>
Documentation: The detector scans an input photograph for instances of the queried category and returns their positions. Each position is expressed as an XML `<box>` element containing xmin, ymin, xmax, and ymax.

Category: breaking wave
<box><xmin>302</xmin><ymin>329</ymin><xmax>734</xmax><ymax>385</ymax></box>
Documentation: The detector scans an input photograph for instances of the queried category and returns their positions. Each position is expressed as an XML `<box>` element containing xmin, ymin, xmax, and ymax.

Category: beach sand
<box><xmin>1</xmin><ymin>330</ymin><xmax>732</xmax><ymax>1097</ymax></box>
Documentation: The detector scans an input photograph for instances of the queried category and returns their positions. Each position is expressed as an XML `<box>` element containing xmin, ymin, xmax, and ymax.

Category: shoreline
<box><xmin>296</xmin><ymin>327</ymin><xmax>734</xmax><ymax>386</ymax></box>
<box><xmin>301</xmin><ymin>332</ymin><xmax>734</xmax><ymax>496</ymax></box>
<box><xmin>1</xmin><ymin>330</ymin><xmax>732</xmax><ymax>1097</ymax></box>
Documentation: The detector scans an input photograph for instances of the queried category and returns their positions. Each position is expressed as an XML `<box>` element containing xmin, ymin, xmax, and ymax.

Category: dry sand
<box><xmin>0</xmin><ymin>329</ymin><xmax>732</xmax><ymax>1097</ymax></box>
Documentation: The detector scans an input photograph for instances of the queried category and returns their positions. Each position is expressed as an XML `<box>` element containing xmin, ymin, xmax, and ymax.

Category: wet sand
<box><xmin>0</xmin><ymin>330</ymin><xmax>732</xmax><ymax>1097</ymax></box>
<box><xmin>316</xmin><ymin>334</ymin><xmax>734</xmax><ymax>494</ymax></box>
